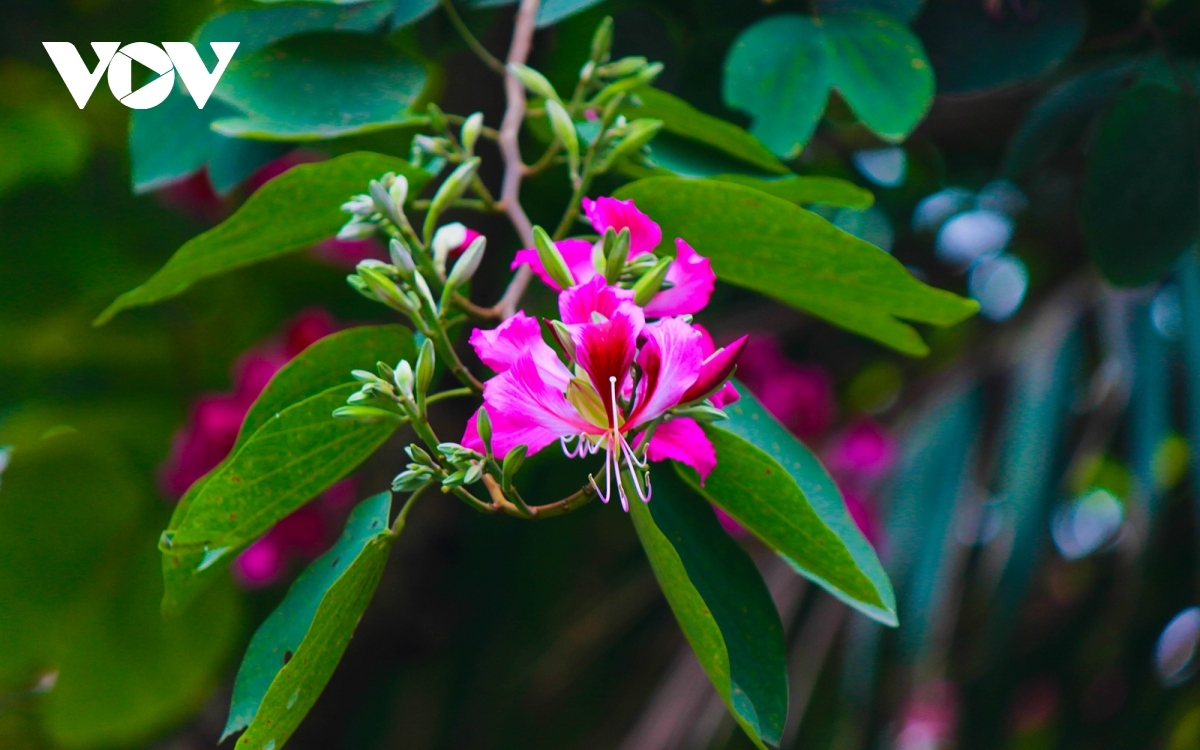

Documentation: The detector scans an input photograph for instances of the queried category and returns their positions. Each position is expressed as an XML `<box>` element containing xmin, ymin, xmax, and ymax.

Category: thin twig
<box><xmin>438</xmin><ymin>0</ymin><xmax>506</xmax><ymax>74</ymax></box>
<box><xmin>492</xmin><ymin>0</ymin><xmax>542</xmax><ymax>320</ymax></box>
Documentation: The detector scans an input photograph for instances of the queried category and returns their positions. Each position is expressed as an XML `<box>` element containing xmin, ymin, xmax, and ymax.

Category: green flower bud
<box><xmin>445</xmin><ymin>235</ymin><xmax>487</xmax><ymax>291</ymax></box>
<box><xmin>604</xmin><ymin>227</ymin><xmax>628</xmax><ymax>284</ymax></box>
<box><xmin>337</xmin><ymin>218</ymin><xmax>377</xmax><ymax>241</ymax></box>
<box><xmin>389</xmin><ymin>238</ymin><xmax>416</xmax><ymax>278</ymax></box>
<box><xmin>671</xmin><ymin>404</ymin><xmax>729</xmax><ymax>423</ymax></box>
<box><xmin>411</xmin><ymin>271</ymin><xmax>439</xmax><ymax>316</ymax></box>
<box><xmin>359</xmin><ymin>265</ymin><xmax>414</xmax><ymax>313</ymax></box>
<box><xmin>632</xmin><ymin>256</ymin><xmax>672</xmax><ymax>306</ymax></box>
<box><xmin>476</xmin><ymin>407</ymin><xmax>493</xmax><ymax>454</ymax></box>
<box><xmin>546</xmin><ymin>99</ymin><xmax>580</xmax><ymax>179</ymax></box>
<box><xmin>332</xmin><ymin>405</ymin><xmax>397</xmax><ymax>422</ymax></box>
<box><xmin>423</xmin><ymin>157</ymin><xmax>481</xmax><ymax>243</ymax></box>
<box><xmin>460</xmin><ymin>112</ymin><xmax>484</xmax><ymax>156</ymax></box>
<box><xmin>426</xmin><ymin>102</ymin><xmax>448</xmax><ymax>133</ymax></box>
<box><xmin>376</xmin><ymin>361</ymin><xmax>396</xmax><ymax>382</ymax></box>
<box><xmin>394</xmin><ymin>360</ymin><xmax>415</xmax><ymax>398</ymax></box>
<box><xmin>416</xmin><ymin>338</ymin><xmax>436</xmax><ymax>397</ymax></box>
<box><xmin>590</xmin><ymin>16</ymin><xmax>613</xmax><ymax>64</ymax></box>
<box><xmin>508</xmin><ymin>62</ymin><xmax>560</xmax><ymax>103</ymax></box>
<box><xmin>602</xmin><ymin>118</ymin><xmax>663</xmax><ymax>169</ymax></box>
<box><xmin>549</xmin><ymin>319</ymin><xmax>577</xmax><ymax>362</ymax></box>
<box><xmin>392</xmin><ymin>468</ymin><xmax>432</xmax><ymax>493</ymax></box>
<box><xmin>463</xmin><ymin>463</ymin><xmax>483</xmax><ymax>485</ymax></box>
<box><xmin>369</xmin><ymin>179</ymin><xmax>403</xmax><ymax>226</ymax></box>
<box><xmin>405</xmin><ymin>443</ymin><xmax>435</xmax><ymax>466</ymax></box>
<box><xmin>501</xmin><ymin>444</ymin><xmax>528</xmax><ymax>490</ymax></box>
<box><xmin>341</xmin><ymin>194</ymin><xmax>374</xmax><ymax>217</ymax></box>
<box><xmin>388</xmin><ymin>173</ymin><xmax>409</xmax><ymax>209</ymax></box>
<box><xmin>533</xmin><ymin>225</ymin><xmax>576</xmax><ymax>289</ymax></box>
<box><xmin>351</xmin><ymin>369</ymin><xmax>382</xmax><ymax>384</ymax></box>
<box><xmin>596</xmin><ymin>56</ymin><xmax>648</xmax><ymax>79</ymax></box>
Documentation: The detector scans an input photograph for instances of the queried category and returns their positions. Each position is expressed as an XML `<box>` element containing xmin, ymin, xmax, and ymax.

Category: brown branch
<box><xmin>491</xmin><ymin>0</ymin><xmax>541</xmax><ymax>320</ymax></box>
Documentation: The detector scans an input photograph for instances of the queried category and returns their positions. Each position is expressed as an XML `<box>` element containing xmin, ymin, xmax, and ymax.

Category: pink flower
<box><xmin>737</xmin><ymin>337</ymin><xmax>836</xmax><ymax>440</ymax></box>
<box><xmin>511</xmin><ymin>197</ymin><xmax>716</xmax><ymax>317</ymax></box>
<box><xmin>463</xmin><ymin>277</ymin><xmax>745</xmax><ymax>510</ymax></box>
<box><xmin>825</xmin><ymin>418</ymin><xmax>896</xmax><ymax>480</ymax></box>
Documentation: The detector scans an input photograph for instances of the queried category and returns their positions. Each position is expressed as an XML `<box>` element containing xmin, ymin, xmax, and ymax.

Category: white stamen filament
<box><xmin>560</xmin><ymin>375</ymin><xmax>653</xmax><ymax>510</ymax></box>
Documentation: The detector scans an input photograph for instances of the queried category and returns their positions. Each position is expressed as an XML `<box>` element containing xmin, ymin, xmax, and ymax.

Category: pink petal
<box><xmin>511</xmin><ymin>238</ymin><xmax>598</xmax><ymax>291</ymax></box>
<box><xmin>274</xmin><ymin>503</ymin><xmax>330</xmax><ymax>558</ymax></box>
<box><xmin>284</xmin><ymin>308</ymin><xmax>338</xmax><ymax>356</ymax></box>
<box><xmin>628</xmin><ymin>318</ymin><xmax>704</xmax><ymax>428</ymax></box>
<box><xmin>681</xmin><ymin>334</ymin><xmax>748</xmax><ymax>404</ymax></box>
<box><xmin>714</xmin><ymin>505</ymin><xmax>750</xmax><ymax>538</ymax></box>
<box><xmin>826</xmin><ymin>419</ymin><xmax>896</xmax><ymax>480</ymax></box>
<box><xmin>646</xmin><ymin>418</ymin><xmax>717</xmax><ymax>481</ymax></box>
<box><xmin>472</xmin><ymin>353</ymin><xmax>595</xmax><ymax>457</ymax></box>
<box><xmin>574</xmin><ymin>308</ymin><xmax>644</xmax><ymax>405</ymax></box>
<box><xmin>232</xmin><ymin>536</ymin><xmax>286</xmax><ymax>588</ymax></box>
<box><xmin>643</xmin><ymin>239</ymin><xmax>715</xmax><ymax>318</ymax></box>
<box><xmin>582</xmin><ymin>196</ymin><xmax>662</xmax><ymax>256</ymax></box>
<box><xmin>468</xmin><ymin>312</ymin><xmax>570</xmax><ymax>389</ymax></box>
<box><xmin>558</xmin><ymin>275</ymin><xmax>640</xmax><ymax>327</ymax></box>
<box><xmin>710</xmin><ymin>382</ymin><xmax>741</xmax><ymax>410</ymax></box>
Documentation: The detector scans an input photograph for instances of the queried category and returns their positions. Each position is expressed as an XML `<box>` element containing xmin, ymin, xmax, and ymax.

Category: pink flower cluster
<box><xmin>159</xmin><ymin>308</ymin><xmax>356</xmax><ymax>588</ymax></box>
<box><xmin>463</xmin><ymin>197</ymin><xmax>742</xmax><ymax>510</ymax></box>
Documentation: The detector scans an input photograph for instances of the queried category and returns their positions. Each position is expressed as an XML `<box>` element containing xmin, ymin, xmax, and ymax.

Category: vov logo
<box><xmin>42</xmin><ymin>42</ymin><xmax>239</xmax><ymax>110</ymax></box>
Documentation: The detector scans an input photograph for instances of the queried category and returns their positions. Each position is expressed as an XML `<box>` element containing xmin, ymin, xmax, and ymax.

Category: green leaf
<box><xmin>621</xmin><ymin>88</ymin><xmax>788</xmax><ymax>175</ymax></box>
<box><xmin>195</xmin><ymin>1</ymin><xmax>395</xmax><ymax>54</ymax></box>
<box><xmin>1082</xmin><ymin>84</ymin><xmax>1200</xmax><ymax>287</ymax></box>
<box><xmin>129</xmin><ymin>83</ymin><xmax>288</xmax><ymax>194</ymax></box>
<box><xmin>710</xmin><ymin>174</ymin><xmax>874</xmax><ymax>209</ymax></box>
<box><xmin>681</xmin><ymin>384</ymin><xmax>897</xmax><ymax>625</ymax></box>
<box><xmin>914</xmin><ymin>0</ymin><xmax>1084</xmax><ymax>94</ymax></box>
<box><xmin>723</xmin><ymin>14</ymin><xmax>830</xmax><ymax>158</ymax></box>
<box><xmin>723</xmin><ymin>12</ymin><xmax>933</xmax><ymax>156</ymax></box>
<box><xmin>223</xmin><ymin>492</ymin><xmax>394</xmax><ymax>749</ymax></box>
<box><xmin>536</xmin><ymin>0</ymin><xmax>606</xmax><ymax>26</ymax></box>
<box><xmin>615</xmin><ymin>177</ymin><xmax>976</xmax><ymax>355</ymax></box>
<box><xmin>164</xmin><ymin>382</ymin><xmax>401</xmax><ymax>554</ymax></box>
<box><xmin>1003</xmin><ymin>61</ymin><xmax>1137</xmax><ymax>180</ymax></box>
<box><xmin>161</xmin><ymin>326</ymin><xmax>414</xmax><ymax>616</ymax></box>
<box><xmin>0</xmin><ymin>428</ymin><xmax>240</xmax><ymax>747</ymax></box>
<box><xmin>629</xmin><ymin>466</ymin><xmax>787</xmax><ymax>749</ymax></box>
<box><xmin>211</xmin><ymin>32</ymin><xmax>428</xmax><ymax>141</ymax></box>
<box><xmin>96</xmin><ymin>152</ymin><xmax>427</xmax><ymax>324</ymax></box>
<box><xmin>393</xmin><ymin>0</ymin><xmax>439</xmax><ymax>26</ymax></box>
<box><xmin>821</xmin><ymin>12</ymin><xmax>934</xmax><ymax>142</ymax></box>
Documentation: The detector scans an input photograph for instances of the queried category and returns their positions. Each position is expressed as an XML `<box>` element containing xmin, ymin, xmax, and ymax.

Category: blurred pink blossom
<box><xmin>895</xmin><ymin>681</ymin><xmax>958</xmax><ymax>750</ymax></box>
<box><xmin>160</xmin><ymin>308</ymin><xmax>356</xmax><ymax>588</ymax></box>
<box><xmin>825</xmin><ymin>418</ymin><xmax>897</xmax><ymax>481</ymax></box>
<box><xmin>736</xmin><ymin>337</ymin><xmax>836</xmax><ymax>440</ymax></box>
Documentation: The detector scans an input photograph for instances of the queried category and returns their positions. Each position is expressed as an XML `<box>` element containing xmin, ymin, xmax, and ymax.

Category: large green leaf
<box><xmin>163</xmin><ymin>383</ymin><xmax>401</xmax><ymax>555</ymax></box>
<box><xmin>1082</xmin><ymin>84</ymin><xmax>1200</xmax><ymax>287</ymax></box>
<box><xmin>195</xmin><ymin>1</ymin><xmax>395</xmax><ymax>54</ymax></box>
<box><xmin>620</xmin><ymin>88</ymin><xmax>788</xmax><ymax>175</ymax></box>
<box><xmin>914</xmin><ymin>0</ymin><xmax>1084</xmax><ymax>94</ymax></box>
<box><xmin>723</xmin><ymin>12</ymin><xmax>933</xmax><ymax>157</ymax></box>
<box><xmin>630</xmin><ymin>466</ymin><xmax>787</xmax><ymax>750</ymax></box>
<box><xmin>161</xmin><ymin>327</ymin><xmax>414</xmax><ymax>616</ymax></box>
<box><xmin>97</xmin><ymin>152</ymin><xmax>426</xmax><ymax>324</ymax></box>
<box><xmin>223</xmin><ymin>492</ymin><xmax>394</xmax><ymax>750</ymax></box>
<box><xmin>129</xmin><ymin>84</ymin><xmax>288</xmax><ymax>194</ymax></box>
<box><xmin>615</xmin><ymin>177</ymin><xmax>976</xmax><ymax>355</ymax></box>
<box><xmin>211</xmin><ymin>32</ymin><xmax>428</xmax><ymax>141</ymax></box>
<box><xmin>710</xmin><ymin>174</ymin><xmax>874</xmax><ymax>209</ymax></box>
<box><xmin>680</xmin><ymin>385</ymin><xmax>897</xmax><ymax>625</ymax></box>
<box><xmin>0</xmin><ymin>428</ymin><xmax>240</xmax><ymax>748</ymax></box>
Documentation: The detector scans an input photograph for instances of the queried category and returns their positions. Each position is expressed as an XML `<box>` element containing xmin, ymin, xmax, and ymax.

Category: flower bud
<box><xmin>389</xmin><ymin>238</ymin><xmax>416</xmax><ymax>277</ymax></box>
<box><xmin>603</xmin><ymin>118</ymin><xmax>662</xmax><ymax>168</ymax></box>
<box><xmin>394</xmin><ymin>359</ymin><xmax>415</xmax><ymax>397</ymax></box>
<box><xmin>508</xmin><ymin>62</ymin><xmax>560</xmax><ymax>103</ymax></box>
<box><xmin>351</xmin><ymin>369</ymin><xmax>383</xmax><ymax>384</ymax></box>
<box><xmin>463</xmin><ymin>463</ymin><xmax>483</xmax><ymax>485</ymax></box>
<box><xmin>388</xmin><ymin>173</ymin><xmax>409</xmax><ymax>209</ymax></box>
<box><xmin>445</xmin><ymin>235</ymin><xmax>487</xmax><ymax>290</ymax></box>
<box><xmin>393</xmin><ymin>468</ymin><xmax>432</xmax><ymax>492</ymax></box>
<box><xmin>369</xmin><ymin>179</ymin><xmax>403</xmax><ymax>227</ymax></box>
<box><xmin>533</xmin><ymin>226</ymin><xmax>577</xmax><ymax>289</ymax></box>
<box><xmin>432</xmin><ymin>222</ymin><xmax>469</xmax><ymax>273</ymax></box>
<box><xmin>337</xmin><ymin>218</ymin><xmax>377</xmax><ymax>241</ymax></box>
<box><xmin>591</xmin><ymin>62</ymin><xmax>663</xmax><ymax>107</ymax></box>
<box><xmin>476</xmin><ymin>407</ymin><xmax>493</xmax><ymax>454</ymax></box>
<box><xmin>341</xmin><ymin>194</ymin><xmax>374</xmax><ymax>217</ymax></box>
<box><xmin>501</xmin><ymin>444</ymin><xmax>528</xmax><ymax>489</ymax></box>
<box><xmin>411</xmin><ymin>270</ymin><xmax>439</xmax><ymax>316</ymax></box>
<box><xmin>426</xmin><ymin>102</ymin><xmax>448</xmax><ymax>132</ymax></box>
<box><xmin>672</xmin><ymin>404</ymin><xmax>728</xmax><ymax>423</ymax></box>
<box><xmin>376</xmin><ymin>360</ymin><xmax>396</xmax><ymax>382</ymax></box>
<box><xmin>358</xmin><ymin>265</ymin><xmax>414</xmax><ymax>313</ymax></box>
<box><xmin>546</xmin><ymin>99</ymin><xmax>580</xmax><ymax>179</ymax></box>
<box><xmin>415</xmin><ymin>338</ymin><xmax>436</xmax><ymax>397</ymax></box>
<box><xmin>549</xmin><ymin>319</ymin><xmax>577</xmax><ymax>362</ymax></box>
<box><xmin>596</xmin><ymin>56</ymin><xmax>648</xmax><ymax>79</ymax></box>
<box><xmin>632</xmin><ymin>256</ymin><xmax>672</xmax><ymax>306</ymax></box>
<box><xmin>460</xmin><ymin>112</ymin><xmax>484</xmax><ymax>156</ymax></box>
<box><xmin>332</xmin><ymin>405</ymin><xmax>397</xmax><ymax>422</ymax></box>
<box><xmin>423</xmin><ymin>157</ymin><xmax>481</xmax><ymax>243</ymax></box>
<box><xmin>406</xmin><ymin>443</ymin><xmax>434</xmax><ymax>466</ymax></box>
<box><xmin>604</xmin><ymin>227</ymin><xmax>629</xmax><ymax>284</ymax></box>
<box><xmin>590</xmin><ymin>16</ymin><xmax>613</xmax><ymax>64</ymax></box>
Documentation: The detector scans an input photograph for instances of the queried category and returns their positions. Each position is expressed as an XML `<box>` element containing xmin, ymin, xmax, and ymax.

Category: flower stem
<box><xmin>426</xmin><ymin>386</ymin><xmax>475</xmax><ymax>404</ymax></box>
<box><xmin>438</xmin><ymin>0</ymin><xmax>506</xmax><ymax>74</ymax></box>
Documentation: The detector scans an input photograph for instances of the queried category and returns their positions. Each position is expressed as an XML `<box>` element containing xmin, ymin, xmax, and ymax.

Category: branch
<box><xmin>438</xmin><ymin>0</ymin><xmax>506</xmax><ymax>74</ymax></box>
<box><xmin>492</xmin><ymin>0</ymin><xmax>541</xmax><ymax>320</ymax></box>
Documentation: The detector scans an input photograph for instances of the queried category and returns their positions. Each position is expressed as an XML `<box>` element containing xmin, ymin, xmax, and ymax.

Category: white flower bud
<box><xmin>388</xmin><ymin>174</ymin><xmax>409</xmax><ymax>209</ymax></box>
<box><xmin>432</xmin><ymin>222</ymin><xmax>469</xmax><ymax>273</ymax></box>
<box><xmin>460</xmin><ymin>112</ymin><xmax>484</xmax><ymax>156</ymax></box>
<box><xmin>341</xmin><ymin>194</ymin><xmax>374</xmax><ymax>216</ymax></box>
<box><xmin>337</xmin><ymin>218</ymin><xmax>377</xmax><ymax>241</ymax></box>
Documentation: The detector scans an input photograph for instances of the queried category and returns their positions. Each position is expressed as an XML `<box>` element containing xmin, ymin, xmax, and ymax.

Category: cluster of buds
<box><xmin>338</xmin><ymin>172</ymin><xmax>410</xmax><ymax>241</ymax></box>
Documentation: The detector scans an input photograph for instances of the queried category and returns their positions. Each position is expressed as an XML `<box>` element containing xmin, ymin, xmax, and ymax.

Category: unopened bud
<box><xmin>394</xmin><ymin>360</ymin><xmax>415</xmax><ymax>397</ymax></box>
<box><xmin>406</xmin><ymin>443</ymin><xmax>435</xmax><ymax>466</ymax></box>
<box><xmin>415</xmin><ymin>338</ymin><xmax>436</xmax><ymax>397</ymax></box>
<box><xmin>549</xmin><ymin>319</ymin><xmax>577</xmax><ymax>362</ymax></box>
<box><xmin>426</xmin><ymin>102</ymin><xmax>448</xmax><ymax>133</ymax></box>
<box><xmin>446</xmin><ymin>235</ymin><xmax>487</xmax><ymax>290</ymax></box>
<box><xmin>603</xmin><ymin>118</ymin><xmax>662</xmax><ymax>168</ymax></box>
<box><xmin>460</xmin><ymin>112</ymin><xmax>484</xmax><ymax>155</ymax></box>
<box><xmin>508</xmin><ymin>62</ymin><xmax>560</xmax><ymax>103</ymax></box>
<box><xmin>590</xmin><ymin>16</ymin><xmax>613</xmax><ymax>64</ymax></box>
<box><xmin>596</xmin><ymin>56</ymin><xmax>648</xmax><ymax>79</ymax></box>
<box><xmin>369</xmin><ymin>179</ymin><xmax>403</xmax><ymax>226</ymax></box>
<box><xmin>351</xmin><ymin>369</ymin><xmax>383</xmax><ymax>384</ymax></box>
<box><xmin>501</xmin><ymin>444</ymin><xmax>528</xmax><ymax>489</ymax></box>
<box><xmin>672</xmin><ymin>404</ymin><xmax>728</xmax><ymax>423</ymax></box>
<box><xmin>546</xmin><ymin>99</ymin><xmax>580</xmax><ymax>179</ymax></box>
<box><xmin>604</xmin><ymin>227</ymin><xmax>628</xmax><ymax>284</ymax></box>
<box><xmin>432</xmin><ymin>222</ymin><xmax>469</xmax><ymax>273</ymax></box>
<box><xmin>341</xmin><ymin>194</ymin><xmax>374</xmax><ymax>216</ymax></box>
<box><xmin>389</xmin><ymin>238</ymin><xmax>416</xmax><ymax>277</ymax></box>
<box><xmin>388</xmin><ymin>173</ymin><xmax>409</xmax><ymax>209</ymax></box>
<box><xmin>476</xmin><ymin>407</ymin><xmax>493</xmax><ymax>454</ymax></box>
<box><xmin>533</xmin><ymin>225</ymin><xmax>576</xmax><ymax>289</ymax></box>
<box><xmin>591</xmin><ymin>62</ymin><xmax>663</xmax><ymax>107</ymax></box>
<box><xmin>393</xmin><ymin>468</ymin><xmax>432</xmax><ymax>492</ymax></box>
<box><xmin>332</xmin><ymin>405</ymin><xmax>397</xmax><ymax>422</ymax></box>
<box><xmin>411</xmin><ymin>271</ymin><xmax>438</xmax><ymax>316</ymax></box>
<box><xmin>358</xmin><ymin>266</ymin><xmax>413</xmax><ymax>312</ymax></box>
<box><xmin>423</xmin><ymin>157</ymin><xmax>481</xmax><ymax>243</ymax></box>
<box><xmin>376</xmin><ymin>361</ymin><xmax>396</xmax><ymax>382</ymax></box>
<box><xmin>337</xmin><ymin>218</ymin><xmax>377</xmax><ymax>241</ymax></box>
<box><xmin>632</xmin><ymin>256</ymin><xmax>672</xmax><ymax>306</ymax></box>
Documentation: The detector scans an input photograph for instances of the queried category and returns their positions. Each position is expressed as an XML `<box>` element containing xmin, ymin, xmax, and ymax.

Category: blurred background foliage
<box><xmin>4</xmin><ymin>0</ymin><xmax>1200</xmax><ymax>748</ymax></box>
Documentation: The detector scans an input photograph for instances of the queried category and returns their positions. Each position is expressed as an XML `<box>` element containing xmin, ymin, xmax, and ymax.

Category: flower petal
<box><xmin>681</xmin><ymin>334</ymin><xmax>748</xmax><ymax>404</ymax></box>
<box><xmin>646</xmin><ymin>418</ymin><xmax>717</xmax><ymax>481</ymax></box>
<box><xmin>558</xmin><ymin>275</ymin><xmax>641</xmax><ymax>326</ymax></box>
<box><xmin>628</xmin><ymin>318</ymin><xmax>704</xmax><ymax>428</ymax></box>
<box><xmin>468</xmin><ymin>312</ymin><xmax>570</xmax><ymax>390</ymax></box>
<box><xmin>511</xmin><ymin>238</ymin><xmax>597</xmax><ymax>291</ymax></box>
<box><xmin>582</xmin><ymin>196</ymin><xmax>662</xmax><ymax>256</ymax></box>
<box><xmin>469</xmin><ymin>353</ymin><xmax>595</xmax><ymax>457</ymax></box>
<box><xmin>643</xmin><ymin>239</ymin><xmax>715</xmax><ymax>318</ymax></box>
<box><xmin>573</xmin><ymin>308</ymin><xmax>644</xmax><ymax>409</ymax></box>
